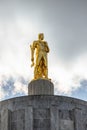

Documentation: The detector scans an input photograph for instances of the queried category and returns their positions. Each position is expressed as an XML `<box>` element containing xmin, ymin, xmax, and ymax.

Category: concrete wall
<box><xmin>0</xmin><ymin>95</ymin><xmax>87</xmax><ymax>130</ymax></box>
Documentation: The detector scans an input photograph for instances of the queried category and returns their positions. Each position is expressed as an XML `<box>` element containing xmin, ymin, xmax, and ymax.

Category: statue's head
<box><xmin>38</xmin><ymin>33</ymin><xmax>44</xmax><ymax>40</ymax></box>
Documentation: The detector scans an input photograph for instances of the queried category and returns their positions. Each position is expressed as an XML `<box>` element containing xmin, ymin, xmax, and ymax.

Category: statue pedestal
<box><xmin>28</xmin><ymin>79</ymin><xmax>54</xmax><ymax>95</ymax></box>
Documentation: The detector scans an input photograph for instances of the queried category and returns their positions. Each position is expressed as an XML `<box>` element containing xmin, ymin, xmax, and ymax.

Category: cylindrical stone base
<box><xmin>28</xmin><ymin>79</ymin><xmax>54</xmax><ymax>95</ymax></box>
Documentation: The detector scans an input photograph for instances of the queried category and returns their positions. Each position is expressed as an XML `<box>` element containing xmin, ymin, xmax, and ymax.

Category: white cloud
<box><xmin>0</xmin><ymin>19</ymin><xmax>87</xmax><ymax>98</ymax></box>
<box><xmin>49</xmin><ymin>53</ymin><xmax>87</xmax><ymax>95</ymax></box>
<box><xmin>49</xmin><ymin>67</ymin><xmax>80</xmax><ymax>95</ymax></box>
<box><xmin>0</xmin><ymin>86</ymin><xmax>6</xmax><ymax>100</ymax></box>
<box><xmin>0</xmin><ymin>18</ymin><xmax>87</xmax><ymax>100</ymax></box>
<box><xmin>0</xmin><ymin>75</ymin><xmax>8</xmax><ymax>100</ymax></box>
<box><xmin>13</xmin><ymin>81</ymin><xmax>28</xmax><ymax>95</ymax></box>
<box><xmin>0</xmin><ymin>0</ymin><xmax>87</xmax><ymax>100</ymax></box>
<box><xmin>0</xmin><ymin>75</ymin><xmax>28</xmax><ymax>101</ymax></box>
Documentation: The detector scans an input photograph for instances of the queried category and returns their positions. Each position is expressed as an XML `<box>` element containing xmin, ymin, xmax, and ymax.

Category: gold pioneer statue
<box><xmin>30</xmin><ymin>33</ymin><xmax>50</xmax><ymax>80</ymax></box>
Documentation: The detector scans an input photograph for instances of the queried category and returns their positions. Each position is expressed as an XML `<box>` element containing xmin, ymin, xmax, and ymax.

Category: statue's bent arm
<box><xmin>30</xmin><ymin>41</ymin><xmax>37</xmax><ymax>67</ymax></box>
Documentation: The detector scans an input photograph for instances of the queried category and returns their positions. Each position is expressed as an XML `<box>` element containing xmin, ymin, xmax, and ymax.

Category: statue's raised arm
<box><xmin>30</xmin><ymin>44</ymin><xmax>34</xmax><ymax>67</ymax></box>
<box><xmin>30</xmin><ymin>33</ymin><xmax>50</xmax><ymax>80</ymax></box>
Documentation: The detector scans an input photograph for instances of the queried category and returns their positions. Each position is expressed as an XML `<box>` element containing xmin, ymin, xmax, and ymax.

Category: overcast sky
<box><xmin>0</xmin><ymin>0</ymin><xmax>87</xmax><ymax>101</ymax></box>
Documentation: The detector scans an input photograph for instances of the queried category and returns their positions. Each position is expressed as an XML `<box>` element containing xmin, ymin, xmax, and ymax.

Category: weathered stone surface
<box><xmin>0</xmin><ymin>95</ymin><xmax>87</xmax><ymax>130</ymax></box>
<box><xmin>60</xmin><ymin>119</ymin><xmax>74</xmax><ymax>130</ymax></box>
<box><xmin>11</xmin><ymin>109</ymin><xmax>25</xmax><ymax>130</ymax></box>
<box><xmin>0</xmin><ymin>109</ymin><xmax>11</xmax><ymax>130</ymax></box>
<box><xmin>28</xmin><ymin>79</ymin><xmax>54</xmax><ymax>95</ymax></box>
<box><xmin>33</xmin><ymin>108</ymin><xmax>50</xmax><ymax>130</ymax></box>
<box><xmin>25</xmin><ymin>107</ymin><xmax>33</xmax><ymax>130</ymax></box>
<box><xmin>74</xmin><ymin>108</ymin><xmax>84</xmax><ymax>130</ymax></box>
<box><xmin>50</xmin><ymin>106</ymin><xmax>59</xmax><ymax>130</ymax></box>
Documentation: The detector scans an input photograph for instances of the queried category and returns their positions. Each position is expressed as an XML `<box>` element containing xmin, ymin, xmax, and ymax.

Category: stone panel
<box><xmin>34</xmin><ymin>119</ymin><xmax>50</xmax><ymax>128</ymax></box>
<box><xmin>50</xmin><ymin>106</ymin><xmax>59</xmax><ymax>130</ymax></box>
<box><xmin>85</xmin><ymin>124</ymin><xmax>87</xmax><ymax>130</ymax></box>
<box><xmin>59</xmin><ymin>110</ymin><xmax>74</xmax><ymax>120</ymax></box>
<box><xmin>0</xmin><ymin>113</ymin><xmax>1</xmax><ymax>130</ymax></box>
<box><xmin>25</xmin><ymin>107</ymin><xmax>33</xmax><ymax>130</ymax></box>
<box><xmin>1</xmin><ymin>109</ymin><xmax>11</xmax><ymax>130</ymax></box>
<box><xmin>11</xmin><ymin>109</ymin><xmax>25</xmax><ymax>130</ymax></box>
<box><xmin>74</xmin><ymin>108</ymin><xmax>84</xmax><ymax>130</ymax></box>
<box><xmin>0</xmin><ymin>95</ymin><xmax>87</xmax><ymax>130</ymax></box>
<box><xmin>83</xmin><ymin>114</ymin><xmax>87</xmax><ymax>130</ymax></box>
<box><xmin>34</xmin><ymin>108</ymin><xmax>50</xmax><ymax>119</ymax></box>
<box><xmin>60</xmin><ymin>119</ymin><xmax>74</xmax><ymax>130</ymax></box>
<box><xmin>33</xmin><ymin>108</ymin><xmax>50</xmax><ymax>130</ymax></box>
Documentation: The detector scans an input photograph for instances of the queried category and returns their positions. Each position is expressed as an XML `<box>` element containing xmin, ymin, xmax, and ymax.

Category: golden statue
<box><xmin>30</xmin><ymin>33</ymin><xmax>50</xmax><ymax>80</ymax></box>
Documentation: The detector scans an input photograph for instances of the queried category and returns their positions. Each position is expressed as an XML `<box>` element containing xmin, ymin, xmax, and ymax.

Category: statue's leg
<box><xmin>42</xmin><ymin>56</ymin><xmax>48</xmax><ymax>78</ymax></box>
<box><xmin>36</xmin><ymin>53</ymin><xmax>42</xmax><ymax>66</ymax></box>
<box><xmin>34</xmin><ymin>65</ymin><xmax>39</xmax><ymax>79</ymax></box>
<box><xmin>34</xmin><ymin>64</ymin><xmax>43</xmax><ymax>79</ymax></box>
<box><xmin>34</xmin><ymin>66</ymin><xmax>37</xmax><ymax>79</ymax></box>
<box><xmin>34</xmin><ymin>54</ymin><xmax>42</xmax><ymax>79</ymax></box>
<box><xmin>36</xmin><ymin>55</ymin><xmax>43</xmax><ymax>78</ymax></box>
<box><xmin>38</xmin><ymin>65</ymin><xmax>42</xmax><ymax>78</ymax></box>
<box><xmin>44</xmin><ymin>66</ymin><xmax>48</xmax><ymax>78</ymax></box>
<box><xmin>34</xmin><ymin>58</ymin><xmax>42</xmax><ymax>79</ymax></box>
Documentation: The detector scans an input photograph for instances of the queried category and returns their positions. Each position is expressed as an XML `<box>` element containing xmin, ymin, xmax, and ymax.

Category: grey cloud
<box><xmin>0</xmin><ymin>75</ymin><xmax>28</xmax><ymax>100</ymax></box>
<box><xmin>0</xmin><ymin>0</ymin><xmax>87</xmax><ymax>101</ymax></box>
<box><xmin>71</xmin><ymin>79</ymin><xmax>87</xmax><ymax>101</ymax></box>
<box><xmin>0</xmin><ymin>0</ymin><xmax>87</xmax><ymax>60</ymax></box>
<box><xmin>0</xmin><ymin>0</ymin><xmax>87</xmax><ymax>64</ymax></box>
